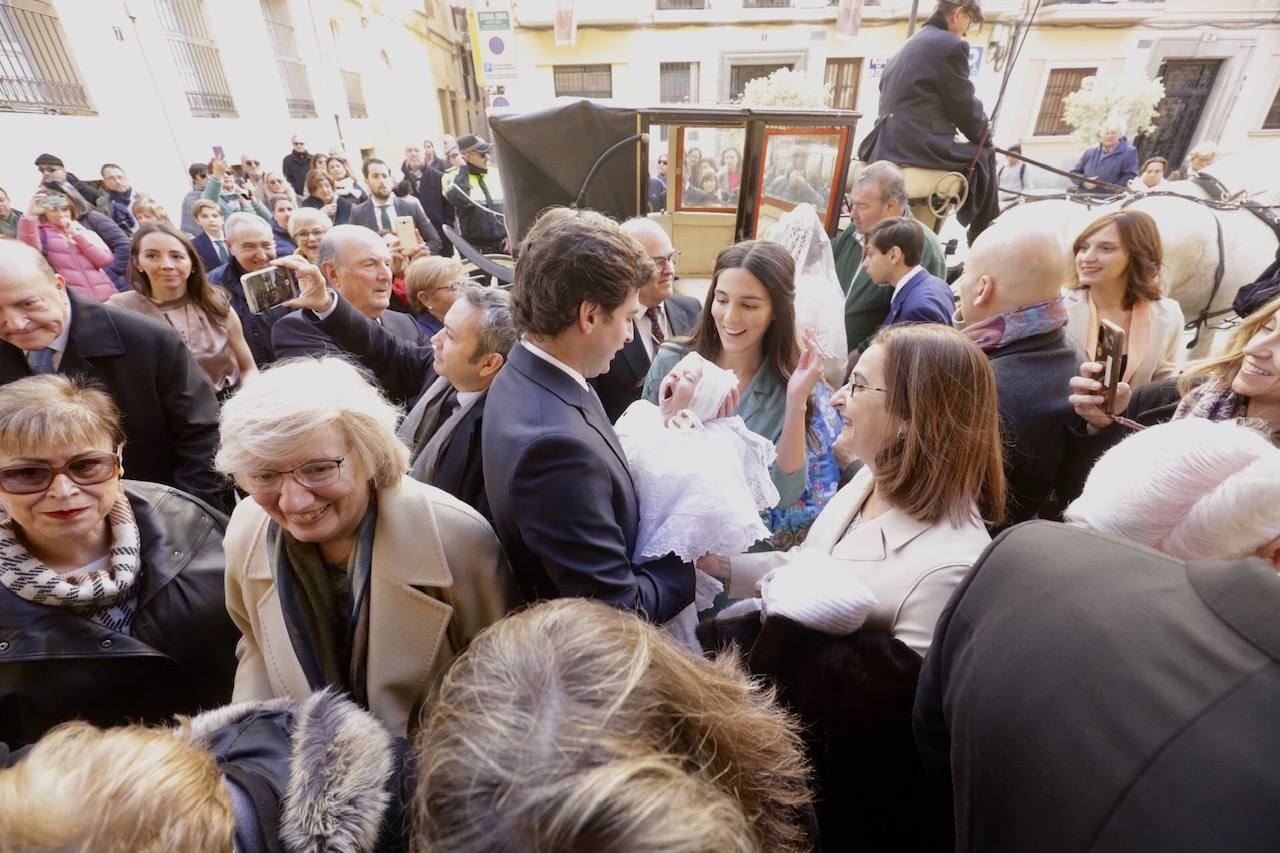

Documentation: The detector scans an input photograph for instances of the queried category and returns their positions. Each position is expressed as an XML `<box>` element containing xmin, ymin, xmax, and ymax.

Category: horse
<box><xmin>939</xmin><ymin>172</ymin><xmax>1279</xmax><ymax>359</ymax></box>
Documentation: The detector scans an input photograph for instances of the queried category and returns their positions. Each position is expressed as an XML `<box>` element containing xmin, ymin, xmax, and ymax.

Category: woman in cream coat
<box><xmin>702</xmin><ymin>324</ymin><xmax>1006</xmax><ymax>657</ymax></box>
<box><xmin>1064</xmin><ymin>210</ymin><xmax>1184</xmax><ymax>393</ymax></box>
<box><xmin>217</xmin><ymin>357</ymin><xmax>519</xmax><ymax>737</ymax></box>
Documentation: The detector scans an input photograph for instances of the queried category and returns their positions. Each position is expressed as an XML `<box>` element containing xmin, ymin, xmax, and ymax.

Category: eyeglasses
<box><xmin>650</xmin><ymin>251</ymin><xmax>681</xmax><ymax>268</ymax></box>
<box><xmin>0</xmin><ymin>451</ymin><xmax>120</xmax><ymax>495</ymax></box>
<box><xmin>293</xmin><ymin>228</ymin><xmax>328</xmax><ymax>240</ymax></box>
<box><xmin>848</xmin><ymin>381</ymin><xmax>888</xmax><ymax>394</ymax></box>
<box><xmin>244</xmin><ymin>160</ymin><xmax>260</xmax><ymax>167</ymax></box>
<box><xmin>433</xmin><ymin>281</ymin><xmax>467</xmax><ymax>295</ymax></box>
<box><xmin>234</xmin><ymin>457</ymin><xmax>345</xmax><ymax>495</ymax></box>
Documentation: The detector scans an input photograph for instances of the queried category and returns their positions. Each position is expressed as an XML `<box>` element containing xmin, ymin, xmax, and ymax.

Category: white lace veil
<box><xmin>765</xmin><ymin>203</ymin><xmax>849</xmax><ymax>369</ymax></box>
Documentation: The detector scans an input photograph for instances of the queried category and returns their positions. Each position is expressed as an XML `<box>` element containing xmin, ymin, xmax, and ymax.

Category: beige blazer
<box><xmin>728</xmin><ymin>466</ymin><xmax>990</xmax><ymax>656</ymax></box>
<box><xmin>1064</xmin><ymin>289</ymin><xmax>1185</xmax><ymax>392</ymax></box>
<box><xmin>224</xmin><ymin>476</ymin><xmax>520</xmax><ymax>736</ymax></box>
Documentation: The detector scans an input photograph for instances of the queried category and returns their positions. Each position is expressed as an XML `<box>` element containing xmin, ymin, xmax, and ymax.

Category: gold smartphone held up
<box><xmin>240</xmin><ymin>267</ymin><xmax>297</xmax><ymax>314</ymax></box>
<box><xmin>393</xmin><ymin>215</ymin><xmax>420</xmax><ymax>251</ymax></box>
<box><xmin>1095</xmin><ymin>319</ymin><xmax>1127</xmax><ymax>416</ymax></box>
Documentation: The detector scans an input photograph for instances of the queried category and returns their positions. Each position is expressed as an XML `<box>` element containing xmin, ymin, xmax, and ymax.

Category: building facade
<box><xmin>0</xmin><ymin>0</ymin><xmax>483</xmax><ymax>219</ymax></box>
<box><xmin>494</xmin><ymin>0</ymin><xmax>1280</xmax><ymax>174</ymax></box>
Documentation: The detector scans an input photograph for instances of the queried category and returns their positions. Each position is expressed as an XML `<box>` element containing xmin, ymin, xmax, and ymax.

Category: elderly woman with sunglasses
<box><xmin>217</xmin><ymin>356</ymin><xmax>520</xmax><ymax>737</ymax></box>
<box><xmin>0</xmin><ymin>375</ymin><xmax>237</xmax><ymax>750</ymax></box>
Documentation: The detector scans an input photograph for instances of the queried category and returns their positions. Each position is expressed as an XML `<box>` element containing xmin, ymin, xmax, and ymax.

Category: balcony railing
<box><xmin>656</xmin><ymin>0</ymin><xmax>706</xmax><ymax>8</ymax></box>
<box><xmin>743</xmin><ymin>0</ymin><xmax>791</xmax><ymax>7</ymax></box>
<box><xmin>0</xmin><ymin>2</ymin><xmax>93</xmax><ymax>114</ymax></box>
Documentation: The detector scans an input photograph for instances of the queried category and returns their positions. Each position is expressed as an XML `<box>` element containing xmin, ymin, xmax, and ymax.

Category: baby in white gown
<box><xmin>614</xmin><ymin>352</ymin><xmax>780</xmax><ymax>650</ymax></box>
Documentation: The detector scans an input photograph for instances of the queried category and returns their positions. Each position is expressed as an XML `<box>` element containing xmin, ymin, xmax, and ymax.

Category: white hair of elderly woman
<box><xmin>1064</xmin><ymin>418</ymin><xmax>1280</xmax><ymax>563</ymax></box>
<box><xmin>215</xmin><ymin>356</ymin><xmax>409</xmax><ymax>488</ymax></box>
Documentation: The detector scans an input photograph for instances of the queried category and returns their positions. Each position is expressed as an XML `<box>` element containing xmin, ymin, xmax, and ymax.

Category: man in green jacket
<box><xmin>832</xmin><ymin>160</ymin><xmax>949</xmax><ymax>352</ymax></box>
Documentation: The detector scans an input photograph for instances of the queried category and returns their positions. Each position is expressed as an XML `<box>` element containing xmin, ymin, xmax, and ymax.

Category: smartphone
<box><xmin>212</xmin><ymin>145</ymin><xmax>225</xmax><ymax>161</ymax></box>
<box><xmin>1095</xmin><ymin>319</ymin><xmax>1127</xmax><ymax>416</ymax></box>
<box><xmin>240</xmin><ymin>267</ymin><xmax>297</xmax><ymax>315</ymax></box>
<box><xmin>393</xmin><ymin>215</ymin><xmax>420</xmax><ymax>250</ymax></box>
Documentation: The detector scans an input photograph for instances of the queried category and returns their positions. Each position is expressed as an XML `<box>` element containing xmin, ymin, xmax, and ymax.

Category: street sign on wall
<box><xmin>469</xmin><ymin>3</ymin><xmax>519</xmax><ymax>87</ymax></box>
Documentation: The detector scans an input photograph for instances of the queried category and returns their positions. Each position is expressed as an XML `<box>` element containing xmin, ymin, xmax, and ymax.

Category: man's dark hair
<box><xmin>866</xmin><ymin>217</ymin><xmax>924</xmax><ymax>267</ymax></box>
<box><xmin>511</xmin><ymin>207</ymin><xmax>654</xmax><ymax>338</ymax></box>
<box><xmin>1007</xmin><ymin>143</ymin><xmax>1022</xmax><ymax>155</ymax></box>
<box><xmin>362</xmin><ymin>158</ymin><xmax>390</xmax><ymax>179</ymax></box>
<box><xmin>100</xmin><ymin>163</ymin><xmax>123</xmax><ymax>177</ymax></box>
<box><xmin>1141</xmin><ymin>156</ymin><xmax>1168</xmax><ymax>171</ymax></box>
<box><xmin>188</xmin><ymin>162</ymin><xmax>208</xmax><ymax>181</ymax></box>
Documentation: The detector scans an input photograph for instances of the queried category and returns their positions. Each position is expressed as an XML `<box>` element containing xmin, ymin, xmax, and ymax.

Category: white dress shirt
<box><xmin>522</xmin><ymin>340</ymin><xmax>588</xmax><ymax>390</ymax></box>
<box><xmin>891</xmin><ymin>264</ymin><xmax>925</xmax><ymax>300</ymax></box>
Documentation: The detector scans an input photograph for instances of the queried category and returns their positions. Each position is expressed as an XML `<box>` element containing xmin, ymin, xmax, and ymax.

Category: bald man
<box><xmin>0</xmin><ymin>240</ymin><xmax>225</xmax><ymax>509</ymax></box>
<box><xmin>271</xmin><ymin>225</ymin><xmax>426</xmax><ymax>402</ymax></box>
<box><xmin>954</xmin><ymin>225</ymin><xmax>1080</xmax><ymax>527</ymax></box>
<box><xmin>589</xmin><ymin>218</ymin><xmax>701</xmax><ymax>422</ymax></box>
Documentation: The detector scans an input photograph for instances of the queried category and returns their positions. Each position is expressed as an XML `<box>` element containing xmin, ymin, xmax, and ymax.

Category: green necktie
<box><xmin>379</xmin><ymin>204</ymin><xmax>394</xmax><ymax>230</ymax></box>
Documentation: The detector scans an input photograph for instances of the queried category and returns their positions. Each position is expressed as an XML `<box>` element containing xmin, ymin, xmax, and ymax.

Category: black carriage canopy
<box><xmin>490</xmin><ymin>99</ymin><xmax>640</xmax><ymax>246</ymax></box>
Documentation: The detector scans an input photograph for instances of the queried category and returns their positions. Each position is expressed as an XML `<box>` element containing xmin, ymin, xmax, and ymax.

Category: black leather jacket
<box><xmin>0</xmin><ymin>481</ymin><xmax>238</xmax><ymax>749</ymax></box>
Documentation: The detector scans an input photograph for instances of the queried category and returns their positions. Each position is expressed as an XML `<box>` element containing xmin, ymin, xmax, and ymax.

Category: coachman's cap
<box><xmin>457</xmin><ymin>134</ymin><xmax>492</xmax><ymax>155</ymax></box>
<box><xmin>941</xmin><ymin>0</ymin><xmax>984</xmax><ymax>24</ymax></box>
<box><xmin>34</xmin><ymin>153</ymin><xmax>65</xmax><ymax>168</ymax></box>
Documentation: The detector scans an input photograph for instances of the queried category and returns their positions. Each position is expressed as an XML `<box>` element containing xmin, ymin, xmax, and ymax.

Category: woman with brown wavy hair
<box><xmin>108</xmin><ymin>222</ymin><xmax>256</xmax><ymax>397</ymax></box>
<box><xmin>413</xmin><ymin>598</ymin><xmax>815</xmax><ymax>853</ymax></box>
<box><xmin>641</xmin><ymin>240</ymin><xmax>842</xmax><ymax>549</ymax></box>
<box><xmin>1064</xmin><ymin>209</ymin><xmax>1184</xmax><ymax>392</ymax></box>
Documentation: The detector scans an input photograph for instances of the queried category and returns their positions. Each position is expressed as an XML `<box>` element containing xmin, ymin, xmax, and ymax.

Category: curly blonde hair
<box><xmin>0</xmin><ymin>722</ymin><xmax>233</xmax><ymax>852</ymax></box>
<box><xmin>413</xmin><ymin>599</ymin><xmax>814</xmax><ymax>853</ymax></box>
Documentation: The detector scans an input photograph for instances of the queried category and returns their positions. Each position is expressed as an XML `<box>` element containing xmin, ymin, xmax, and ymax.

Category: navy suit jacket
<box><xmin>589</xmin><ymin>293</ymin><xmax>701</xmax><ymax>422</ymax></box>
<box><xmin>191</xmin><ymin>232</ymin><xmax>224</xmax><ymax>272</ymax></box>
<box><xmin>482</xmin><ymin>345</ymin><xmax>695</xmax><ymax>622</ymax></box>
<box><xmin>884</xmin><ymin>268</ymin><xmax>956</xmax><ymax>327</ymax></box>
<box><xmin>348</xmin><ymin>195</ymin><xmax>443</xmax><ymax>255</ymax></box>
<box><xmin>271</xmin><ymin>307</ymin><xmax>426</xmax><ymax>403</ymax></box>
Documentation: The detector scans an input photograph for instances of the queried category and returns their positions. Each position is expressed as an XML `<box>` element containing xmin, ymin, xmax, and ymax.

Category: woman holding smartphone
<box><xmin>1064</xmin><ymin>210</ymin><xmax>1184</xmax><ymax>393</ymax></box>
<box><xmin>109</xmin><ymin>223</ymin><xmax>256</xmax><ymax>398</ymax></box>
<box><xmin>326</xmin><ymin>156</ymin><xmax>368</xmax><ymax>205</ymax></box>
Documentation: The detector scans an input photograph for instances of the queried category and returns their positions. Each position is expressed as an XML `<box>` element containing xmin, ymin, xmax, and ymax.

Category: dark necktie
<box><xmin>645</xmin><ymin>306</ymin><xmax>665</xmax><ymax>345</ymax></box>
<box><xmin>379</xmin><ymin>204</ymin><xmax>394</xmax><ymax>231</ymax></box>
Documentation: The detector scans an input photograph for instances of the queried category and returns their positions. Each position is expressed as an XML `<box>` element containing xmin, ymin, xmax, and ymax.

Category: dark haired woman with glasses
<box><xmin>216</xmin><ymin>357</ymin><xmax>519</xmax><ymax>737</ymax></box>
<box><xmin>0</xmin><ymin>374</ymin><xmax>237</xmax><ymax>749</ymax></box>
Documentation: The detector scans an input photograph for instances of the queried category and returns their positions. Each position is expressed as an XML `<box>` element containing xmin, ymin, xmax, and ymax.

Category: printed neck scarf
<box><xmin>962</xmin><ymin>296</ymin><xmax>1069</xmax><ymax>352</ymax></box>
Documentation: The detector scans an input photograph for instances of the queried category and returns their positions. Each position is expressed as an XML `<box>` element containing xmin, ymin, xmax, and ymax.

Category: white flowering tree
<box><xmin>1062</xmin><ymin>74</ymin><xmax>1165</xmax><ymax>145</ymax></box>
<box><xmin>736</xmin><ymin>68</ymin><xmax>831</xmax><ymax>108</ymax></box>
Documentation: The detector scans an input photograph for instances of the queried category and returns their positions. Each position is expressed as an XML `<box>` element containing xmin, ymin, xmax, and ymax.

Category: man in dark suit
<box><xmin>275</xmin><ymin>254</ymin><xmax>514</xmax><ymax>517</ymax></box>
<box><xmin>0</xmin><ymin>240</ymin><xmax>225</xmax><ymax>509</ymax></box>
<box><xmin>590</xmin><ymin>218</ymin><xmax>701</xmax><ymax>422</ymax></box>
<box><xmin>483</xmin><ymin>208</ymin><xmax>695</xmax><ymax>623</ymax></box>
<box><xmin>857</xmin><ymin>0</ymin><xmax>998</xmax><ymax>238</ymax></box>
<box><xmin>955</xmin><ymin>224</ymin><xmax>1079</xmax><ymax>528</ymax></box>
<box><xmin>208</xmin><ymin>212</ymin><xmax>289</xmax><ymax>366</ymax></box>
<box><xmin>915</xmin><ymin>520</ymin><xmax>1280</xmax><ymax>852</ymax></box>
<box><xmin>272</xmin><ymin>226</ymin><xmax>425</xmax><ymax>398</ymax></box>
<box><xmin>862</xmin><ymin>217</ymin><xmax>955</xmax><ymax>328</ymax></box>
<box><xmin>349</xmin><ymin>158</ymin><xmax>442</xmax><ymax>255</ymax></box>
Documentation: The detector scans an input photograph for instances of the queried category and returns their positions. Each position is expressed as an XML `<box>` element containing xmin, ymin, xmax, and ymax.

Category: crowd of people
<box><xmin>2</xmin><ymin>78</ymin><xmax>1280</xmax><ymax>851</ymax></box>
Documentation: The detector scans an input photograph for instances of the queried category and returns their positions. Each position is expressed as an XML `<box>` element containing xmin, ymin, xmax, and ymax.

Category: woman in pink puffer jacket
<box><xmin>18</xmin><ymin>195</ymin><xmax>117</xmax><ymax>302</ymax></box>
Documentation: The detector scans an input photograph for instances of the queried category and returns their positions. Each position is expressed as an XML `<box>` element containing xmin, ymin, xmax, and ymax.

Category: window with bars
<box><xmin>825</xmin><ymin>58</ymin><xmax>860</xmax><ymax>110</ymax></box>
<box><xmin>259</xmin><ymin>0</ymin><xmax>315</xmax><ymax>118</ymax></box>
<box><xmin>342</xmin><ymin>70</ymin><xmax>367</xmax><ymax>118</ymax></box>
<box><xmin>553</xmin><ymin>64</ymin><xmax>612</xmax><ymax>99</ymax></box>
<box><xmin>1265</xmin><ymin>85</ymin><xmax>1280</xmax><ymax>130</ymax></box>
<box><xmin>660</xmin><ymin>62</ymin><xmax>698</xmax><ymax>104</ymax></box>
<box><xmin>154</xmin><ymin>0</ymin><xmax>237</xmax><ymax>117</ymax></box>
<box><xmin>0</xmin><ymin>0</ymin><xmax>93</xmax><ymax>114</ymax></box>
<box><xmin>1033</xmin><ymin>67</ymin><xmax>1093</xmax><ymax>136</ymax></box>
<box><xmin>729</xmin><ymin>63</ymin><xmax>791</xmax><ymax>101</ymax></box>
<box><xmin>656</xmin><ymin>0</ymin><xmax>707</xmax><ymax>8</ymax></box>
<box><xmin>743</xmin><ymin>0</ymin><xmax>791</xmax><ymax>7</ymax></box>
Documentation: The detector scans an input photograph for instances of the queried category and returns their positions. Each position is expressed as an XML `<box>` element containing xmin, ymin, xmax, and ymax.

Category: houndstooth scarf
<box><xmin>0</xmin><ymin>496</ymin><xmax>142</xmax><ymax>633</ymax></box>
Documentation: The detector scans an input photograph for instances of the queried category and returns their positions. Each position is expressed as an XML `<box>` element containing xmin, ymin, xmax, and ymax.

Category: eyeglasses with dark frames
<box><xmin>0</xmin><ymin>451</ymin><xmax>121</xmax><ymax>495</ymax></box>
<box><xmin>650</xmin><ymin>251</ymin><xmax>681</xmax><ymax>268</ymax></box>
<box><xmin>234</xmin><ymin>457</ymin><xmax>345</xmax><ymax>495</ymax></box>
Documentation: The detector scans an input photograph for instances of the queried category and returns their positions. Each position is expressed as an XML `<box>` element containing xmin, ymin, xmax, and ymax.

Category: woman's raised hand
<box><xmin>787</xmin><ymin>327</ymin><xmax>826</xmax><ymax>403</ymax></box>
<box><xmin>1068</xmin><ymin>361</ymin><xmax>1133</xmax><ymax>433</ymax></box>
